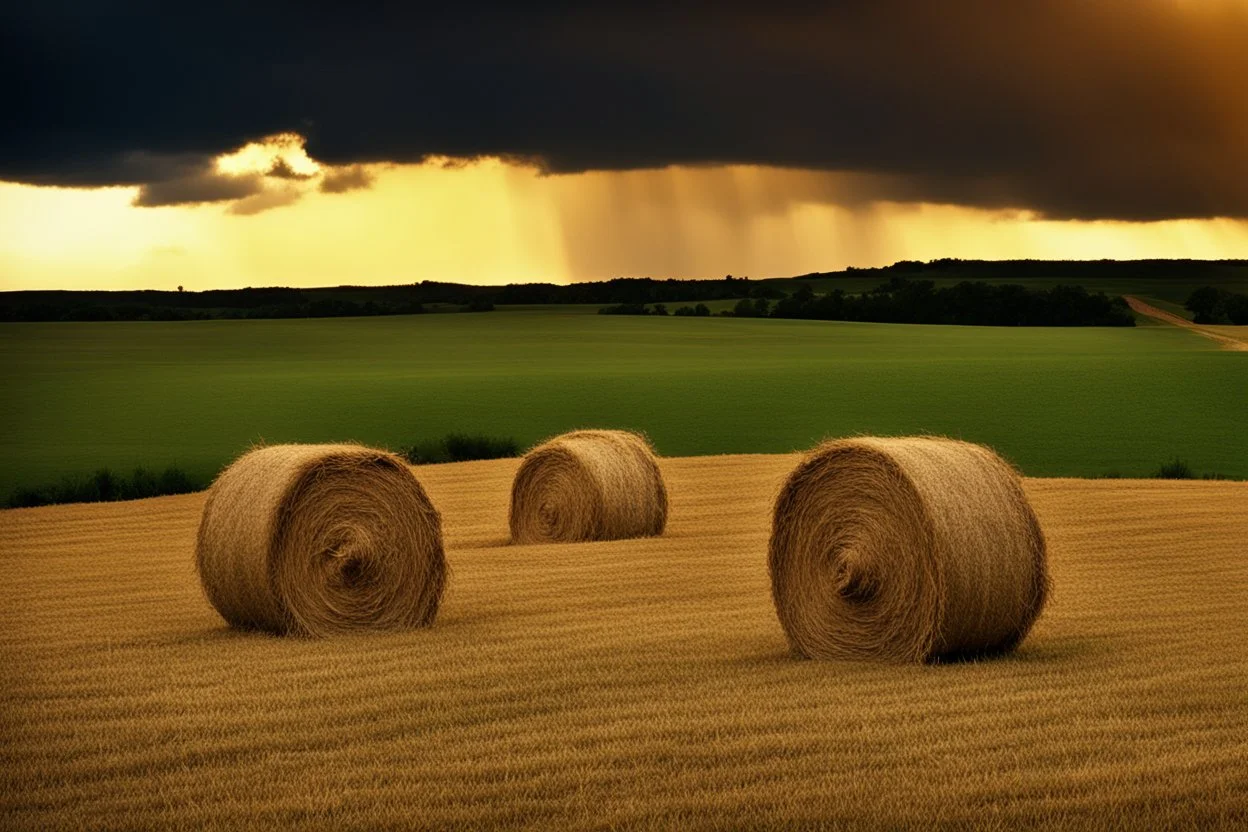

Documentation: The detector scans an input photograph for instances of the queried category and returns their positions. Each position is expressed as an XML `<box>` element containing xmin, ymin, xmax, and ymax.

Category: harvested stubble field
<box><xmin>2</xmin><ymin>455</ymin><xmax>1246</xmax><ymax>830</ymax></box>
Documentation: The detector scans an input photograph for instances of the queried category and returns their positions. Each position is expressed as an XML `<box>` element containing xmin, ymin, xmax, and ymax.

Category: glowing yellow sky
<box><xmin>4</xmin><ymin>149</ymin><xmax>1248</xmax><ymax>291</ymax></box>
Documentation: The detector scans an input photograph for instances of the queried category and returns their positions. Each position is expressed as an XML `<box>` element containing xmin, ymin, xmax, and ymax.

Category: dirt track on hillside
<box><xmin>1125</xmin><ymin>295</ymin><xmax>1248</xmax><ymax>350</ymax></box>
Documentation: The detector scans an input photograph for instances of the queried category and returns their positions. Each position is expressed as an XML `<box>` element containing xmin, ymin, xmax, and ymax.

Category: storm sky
<box><xmin>3</xmin><ymin>1</ymin><xmax>1248</xmax><ymax>288</ymax></box>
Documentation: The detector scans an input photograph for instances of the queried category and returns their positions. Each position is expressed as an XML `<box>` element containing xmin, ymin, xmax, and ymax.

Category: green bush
<box><xmin>1153</xmin><ymin>459</ymin><xmax>1195</xmax><ymax>479</ymax></box>
<box><xmin>675</xmin><ymin>303</ymin><xmax>713</xmax><ymax>317</ymax></box>
<box><xmin>403</xmin><ymin>434</ymin><xmax>519</xmax><ymax>464</ymax></box>
<box><xmin>1185</xmin><ymin>286</ymin><xmax>1248</xmax><ymax>324</ymax></box>
<box><xmin>732</xmin><ymin>298</ymin><xmax>759</xmax><ymax>317</ymax></box>
<box><xmin>464</xmin><ymin>297</ymin><xmax>495</xmax><ymax>312</ymax></box>
<box><xmin>598</xmin><ymin>303</ymin><xmax>653</xmax><ymax>315</ymax></box>
<box><xmin>7</xmin><ymin>466</ymin><xmax>202</xmax><ymax>508</ymax></box>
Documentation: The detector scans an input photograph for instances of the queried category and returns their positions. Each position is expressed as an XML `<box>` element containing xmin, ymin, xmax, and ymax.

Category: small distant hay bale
<box><xmin>769</xmin><ymin>436</ymin><xmax>1048</xmax><ymax>662</ymax></box>
<box><xmin>510</xmin><ymin>430</ymin><xmax>668</xmax><ymax>544</ymax></box>
<box><xmin>196</xmin><ymin>444</ymin><xmax>446</xmax><ymax>637</ymax></box>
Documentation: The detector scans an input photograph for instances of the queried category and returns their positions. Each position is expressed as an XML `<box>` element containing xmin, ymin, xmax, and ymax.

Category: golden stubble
<box><xmin>1</xmin><ymin>455</ymin><xmax>1246</xmax><ymax>827</ymax></box>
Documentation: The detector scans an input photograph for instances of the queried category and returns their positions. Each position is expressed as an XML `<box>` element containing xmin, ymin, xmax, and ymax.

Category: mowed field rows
<box><xmin>2</xmin><ymin>456</ymin><xmax>1246</xmax><ymax>829</ymax></box>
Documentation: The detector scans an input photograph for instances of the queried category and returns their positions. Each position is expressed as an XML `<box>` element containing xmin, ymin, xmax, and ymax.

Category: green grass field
<box><xmin>1</xmin><ymin>308</ymin><xmax>1244</xmax><ymax>499</ymax></box>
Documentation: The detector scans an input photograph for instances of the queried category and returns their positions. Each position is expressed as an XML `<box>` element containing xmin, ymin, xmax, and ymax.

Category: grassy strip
<box><xmin>8</xmin><ymin>447</ymin><xmax>1234</xmax><ymax>509</ymax></box>
<box><xmin>7</xmin><ymin>466</ymin><xmax>203</xmax><ymax>508</ymax></box>
<box><xmin>1093</xmin><ymin>459</ymin><xmax>1235</xmax><ymax>480</ymax></box>
<box><xmin>6</xmin><ymin>434</ymin><xmax>523</xmax><ymax>507</ymax></box>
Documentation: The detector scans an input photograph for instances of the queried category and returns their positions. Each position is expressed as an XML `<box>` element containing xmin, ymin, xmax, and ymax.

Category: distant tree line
<box><xmin>9</xmin><ymin>260</ymin><xmax>1240</xmax><ymax>324</ymax></box>
<box><xmin>599</xmin><ymin>303</ymin><xmax>668</xmax><ymax>316</ymax></box>
<box><xmin>1185</xmin><ymin>287</ymin><xmax>1248</xmax><ymax>324</ymax></box>
<box><xmin>0</xmin><ymin>288</ymin><xmax>479</xmax><ymax>322</ymax></box>
<box><xmin>759</xmin><ymin>279</ymin><xmax>1134</xmax><ymax>326</ymax></box>
<box><xmin>598</xmin><ymin>280</ymin><xmax>1133</xmax><ymax>326</ymax></box>
<box><xmin>598</xmin><ymin>303</ymin><xmax>716</xmax><ymax>317</ymax></box>
<box><xmin>826</xmin><ymin>257</ymin><xmax>1248</xmax><ymax>281</ymax></box>
<box><xmin>0</xmin><ymin>276</ymin><xmax>778</xmax><ymax>323</ymax></box>
<box><xmin>497</xmin><ymin>276</ymin><xmax>781</xmax><ymax>306</ymax></box>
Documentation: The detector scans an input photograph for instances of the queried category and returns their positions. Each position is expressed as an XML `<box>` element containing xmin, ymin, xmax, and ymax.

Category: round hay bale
<box><xmin>769</xmin><ymin>436</ymin><xmax>1048</xmax><ymax>662</ymax></box>
<box><xmin>196</xmin><ymin>444</ymin><xmax>446</xmax><ymax>637</ymax></box>
<box><xmin>510</xmin><ymin>429</ymin><xmax>668</xmax><ymax>544</ymax></box>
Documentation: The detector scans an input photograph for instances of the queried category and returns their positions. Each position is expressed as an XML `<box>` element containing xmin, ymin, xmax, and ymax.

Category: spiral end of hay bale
<box><xmin>509</xmin><ymin>429</ymin><xmax>668</xmax><ymax>544</ymax></box>
<box><xmin>769</xmin><ymin>436</ymin><xmax>1048</xmax><ymax>662</ymax></box>
<box><xmin>196</xmin><ymin>444</ymin><xmax>446</xmax><ymax>637</ymax></box>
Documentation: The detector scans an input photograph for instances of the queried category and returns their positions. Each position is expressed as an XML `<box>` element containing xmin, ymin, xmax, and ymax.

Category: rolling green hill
<box><xmin>1</xmin><ymin>309</ymin><xmax>1243</xmax><ymax>500</ymax></box>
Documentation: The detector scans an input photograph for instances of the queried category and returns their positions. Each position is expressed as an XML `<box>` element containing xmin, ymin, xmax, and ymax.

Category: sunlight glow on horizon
<box><xmin>4</xmin><ymin>155</ymin><xmax>1248</xmax><ymax>292</ymax></box>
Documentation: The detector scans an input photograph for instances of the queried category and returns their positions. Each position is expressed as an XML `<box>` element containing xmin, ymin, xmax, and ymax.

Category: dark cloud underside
<box><xmin>3</xmin><ymin>1</ymin><xmax>1246</xmax><ymax>220</ymax></box>
<box><xmin>133</xmin><ymin>169</ymin><xmax>264</xmax><ymax>207</ymax></box>
<box><xmin>266</xmin><ymin>158</ymin><xmax>315</xmax><ymax>180</ymax></box>
<box><xmin>319</xmin><ymin>165</ymin><xmax>374</xmax><ymax>194</ymax></box>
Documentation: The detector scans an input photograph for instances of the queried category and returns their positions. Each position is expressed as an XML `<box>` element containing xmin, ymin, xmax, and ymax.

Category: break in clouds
<box><xmin>3</xmin><ymin>0</ymin><xmax>1247</xmax><ymax>220</ymax></box>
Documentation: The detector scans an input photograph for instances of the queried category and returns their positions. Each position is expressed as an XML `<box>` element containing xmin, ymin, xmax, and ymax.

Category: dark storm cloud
<box><xmin>132</xmin><ymin>168</ymin><xmax>264</xmax><ymax>207</ymax></box>
<box><xmin>4</xmin><ymin>1</ymin><xmax>1247</xmax><ymax>220</ymax></box>
<box><xmin>266</xmin><ymin>158</ymin><xmax>315</xmax><ymax>180</ymax></box>
<box><xmin>319</xmin><ymin>165</ymin><xmax>374</xmax><ymax>194</ymax></box>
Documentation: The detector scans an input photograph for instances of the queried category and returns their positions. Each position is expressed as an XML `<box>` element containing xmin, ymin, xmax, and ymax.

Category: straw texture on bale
<box><xmin>769</xmin><ymin>436</ymin><xmax>1048</xmax><ymax>662</ymax></box>
<box><xmin>510</xmin><ymin>430</ymin><xmax>668</xmax><ymax>544</ymax></box>
<box><xmin>196</xmin><ymin>444</ymin><xmax>446</xmax><ymax>637</ymax></box>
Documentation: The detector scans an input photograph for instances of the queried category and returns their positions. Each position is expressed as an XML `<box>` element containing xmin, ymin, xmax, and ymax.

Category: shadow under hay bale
<box><xmin>196</xmin><ymin>444</ymin><xmax>446</xmax><ymax>637</ymax></box>
<box><xmin>769</xmin><ymin>436</ymin><xmax>1048</xmax><ymax>663</ymax></box>
<box><xmin>509</xmin><ymin>429</ymin><xmax>668</xmax><ymax>544</ymax></box>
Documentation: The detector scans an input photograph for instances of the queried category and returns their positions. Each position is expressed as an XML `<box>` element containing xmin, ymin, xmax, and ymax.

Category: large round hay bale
<box><xmin>196</xmin><ymin>444</ymin><xmax>446</xmax><ymax>637</ymax></box>
<box><xmin>510</xmin><ymin>429</ymin><xmax>668</xmax><ymax>544</ymax></box>
<box><xmin>769</xmin><ymin>436</ymin><xmax>1048</xmax><ymax>662</ymax></box>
